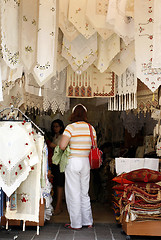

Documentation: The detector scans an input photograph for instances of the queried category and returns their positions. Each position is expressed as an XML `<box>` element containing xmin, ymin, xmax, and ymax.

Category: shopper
<box><xmin>59</xmin><ymin>104</ymin><xmax>97</xmax><ymax>230</ymax></box>
<box><xmin>47</xmin><ymin>119</ymin><xmax>65</xmax><ymax>215</ymax></box>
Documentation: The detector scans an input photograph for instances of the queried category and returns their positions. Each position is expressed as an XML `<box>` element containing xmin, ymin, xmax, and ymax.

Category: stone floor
<box><xmin>0</xmin><ymin>222</ymin><xmax>161</xmax><ymax>240</ymax></box>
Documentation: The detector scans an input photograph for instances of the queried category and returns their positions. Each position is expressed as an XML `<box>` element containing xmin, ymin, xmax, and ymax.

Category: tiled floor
<box><xmin>1</xmin><ymin>203</ymin><xmax>161</xmax><ymax>240</ymax></box>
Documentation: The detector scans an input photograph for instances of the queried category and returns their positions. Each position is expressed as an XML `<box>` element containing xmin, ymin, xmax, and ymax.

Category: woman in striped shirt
<box><xmin>59</xmin><ymin>104</ymin><xmax>97</xmax><ymax>230</ymax></box>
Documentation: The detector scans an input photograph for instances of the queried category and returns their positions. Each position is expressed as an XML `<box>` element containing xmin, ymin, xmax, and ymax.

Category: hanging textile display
<box><xmin>0</xmin><ymin>64</ymin><xmax>3</xmax><ymax>102</ymax></box>
<box><xmin>109</xmin><ymin>40</ymin><xmax>135</xmax><ymax>76</ymax></box>
<box><xmin>66</xmin><ymin>65</ymin><xmax>93</xmax><ymax>98</ymax></box>
<box><xmin>136</xmin><ymin>79</ymin><xmax>158</xmax><ymax>116</ymax></box>
<box><xmin>62</xmin><ymin>33</ymin><xmax>97</xmax><ymax>72</ymax></box>
<box><xmin>94</xmin><ymin>33</ymin><xmax>120</xmax><ymax>73</ymax></box>
<box><xmin>66</xmin><ymin>64</ymin><xmax>115</xmax><ymax>98</ymax></box>
<box><xmin>0</xmin><ymin>78</ymin><xmax>24</xmax><ymax>110</ymax></box>
<box><xmin>56</xmin><ymin>30</ymin><xmax>69</xmax><ymax>73</ymax></box>
<box><xmin>125</xmin><ymin>0</ymin><xmax>134</xmax><ymax>18</ymax></box>
<box><xmin>106</xmin><ymin>0</ymin><xmax>134</xmax><ymax>45</ymax></box>
<box><xmin>19</xmin><ymin>0</ymin><xmax>38</xmax><ymax>73</ymax></box>
<box><xmin>59</xmin><ymin>0</ymin><xmax>79</xmax><ymax>42</ymax></box>
<box><xmin>0</xmin><ymin>121</ymin><xmax>39</xmax><ymax>197</ymax></box>
<box><xmin>120</xmin><ymin>110</ymin><xmax>145</xmax><ymax>138</ymax></box>
<box><xmin>33</xmin><ymin>0</ymin><xmax>58</xmax><ymax>87</ymax></box>
<box><xmin>152</xmin><ymin>0</ymin><xmax>161</xmax><ymax>68</ymax></box>
<box><xmin>135</xmin><ymin>0</ymin><xmax>161</xmax><ymax>92</ymax></box>
<box><xmin>1</xmin><ymin>0</ymin><xmax>20</xmax><ymax>69</ymax></box>
<box><xmin>68</xmin><ymin>0</ymin><xmax>96</xmax><ymax>39</ymax></box>
<box><xmin>25</xmin><ymin>73</ymin><xmax>41</xmax><ymax>96</ymax></box>
<box><xmin>5</xmin><ymin>134</ymin><xmax>44</xmax><ymax>223</ymax></box>
<box><xmin>107</xmin><ymin>61</ymin><xmax>137</xmax><ymax>111</ymax></box>
<box><xmin>86</xmin><ymin>0</ymin><xmax>114</xmax><ymax>40</ymax></box>
<box><xmin>43</xmin><ymin>68</ymin><xmax>70</xmax><ymax>114</ymax></box>
<box><xmin>8</xmin><ymin>65</ymin><xmax>23</xmax><ymax>82</ymax></box>
<box><xmin>92</xmin><ymin>65</ymin><xmax>115</xmax><ymax>97</ymax></box>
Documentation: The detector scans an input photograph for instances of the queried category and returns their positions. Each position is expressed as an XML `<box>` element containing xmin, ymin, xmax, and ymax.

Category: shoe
<box><xmin>64</xmin><ymin>223</ymin><xmax>81</xmax><ymax>230</ymax></box>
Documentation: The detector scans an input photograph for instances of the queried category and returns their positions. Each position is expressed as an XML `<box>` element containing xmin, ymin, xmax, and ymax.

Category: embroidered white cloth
<box><xmin>43</xmin><ymin>69</ymin><xmax>70</xmax><ymax>114</ymax></box>
<box><xmin>5</xmin><ymin>134</ymin><xmax>44</xmax><ymax>223</ymax></box>
<box><xmin>8</xmin><ymin>65</ymin><xmax>23</xmax><ymax>82</ymax></box>
<box><xmin>109</xmin><ymin>40</ymin><xmax>135</xmax><ymax>76</ymax></box>
<box><xmin>57</xmin><ymin>30</ymin><xmax>69</xmax><ymax>73</ymax></box>
<box><xmin>86</xmin><ymin>0</ymin><xmax>114</xmax><ymax>40</ymax></box>
<box><xmin>19</xmin><ymin>0</ymin><xmax>38</xmax><ymax>73</ymax></box>
<box><xmin>33</xmin><ymin>0</ymin><xmax>58</xmax><ymax>87</ymax></box>
<box><xmin>92</xmin><ymin>65</ymin><xmax>115</xmax><ymax>97</ymax></box>
<box><xmin>152</xmin><ymin>0</ymin><xmax>161</xmax><ymax>68</ymax></box>
<box><xmin>0</xmin><ymin>122</ymin><xmax>39</xmax><ymax>197</ymax></box>
<box><xmin>1</xmin><ymin>0</ymin><xmax>20</xmax><ymax>69</ymax></box>
<box><xmin>59</xmin><ymin>0</ymin><xmax>79</xmax><ymax>42</ymax></box>
<box><xmin>68</xmin><ymin>0</ymin><xmax>96</xmax><ymax>39</ymax></box>
<box><xmin>135</xmin><ymin>0</ymin><xmax>161</xmax><ymax>92</ymax></box>
<box><xmin>94</xmin><ymin>33</ymin><xmax>120</xmax><ymax>73</ymax></box>
<box><xmin>62</xmin><ymin>33</ymin><xmax>97</xmax><ymax>72</ymax></box>
<box><xmin>106</xmin><ymin>0</ymin><xmax>134</xmax><ymax>45</ymax></box>
<box><xmin>107</xmin><ymin>61</ymin><xmax>137</xmax><ymax>111</ymax></box>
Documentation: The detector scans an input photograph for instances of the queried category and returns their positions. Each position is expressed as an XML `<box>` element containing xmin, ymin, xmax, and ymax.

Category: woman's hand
<box><xmin>49</xmin><ymin>142</ymin><xmax>57</xmax><ymax>148</ymax></box>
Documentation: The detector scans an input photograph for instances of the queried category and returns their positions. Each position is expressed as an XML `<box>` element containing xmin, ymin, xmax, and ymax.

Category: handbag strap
<box><xmin>87</xmin><ymin>123</ymin><xmax>95</xmax><ymax>147</ymax></box>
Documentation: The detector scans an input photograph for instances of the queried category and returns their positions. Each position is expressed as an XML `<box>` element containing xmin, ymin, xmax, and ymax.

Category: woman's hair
<box><xmin>51</xmin><ymin>119</ymin><xmax>65</xmax><ymax>136</ymax></box>
<box><xmin>69</xmin><ymin>104</ymin><xmax>88</xmax><ymax>122</ymax></box>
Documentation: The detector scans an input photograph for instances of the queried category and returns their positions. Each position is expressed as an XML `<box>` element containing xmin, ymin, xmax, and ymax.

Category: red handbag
<box><xmin>88</xmin><ymin>123</ymin><xmax>103</xmax><ymax>169</ymax></box>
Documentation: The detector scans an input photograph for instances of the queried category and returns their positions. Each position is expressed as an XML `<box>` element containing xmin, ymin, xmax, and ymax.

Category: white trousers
<box><xmin>65</xmin><ymin>157</ymin><xmax>93</xmax><ymax>228</ymax></box>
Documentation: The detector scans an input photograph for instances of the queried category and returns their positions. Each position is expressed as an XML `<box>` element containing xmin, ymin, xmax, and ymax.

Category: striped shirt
<box><xmin>63</xmin><ymin>121</ymin><xmax>96</xmax><ymax>158</ymax></box>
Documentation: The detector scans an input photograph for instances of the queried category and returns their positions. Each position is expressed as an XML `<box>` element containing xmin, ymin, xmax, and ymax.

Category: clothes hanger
<box><xmin>0</xmin><ymin>105</ymin><xmax>44</xmax><ymax>135</ymax></box>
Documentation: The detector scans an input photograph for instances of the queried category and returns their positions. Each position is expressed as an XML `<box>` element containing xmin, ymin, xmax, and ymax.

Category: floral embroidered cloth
<box><xmin>0</xmin><ymin>122</ymin><xmax>39</xmax><ymax>197</ymax></box>
<box><xmin>135</xmin><ymin>0</ymin><xmax>161</xmax><ymax>92</ymax></box>
<box><xmin>94</xmin><ymin>33</ymin><xmax>120</xmax><ymax>73</ymax></box>
<box><xmin>62</xmin><ymin>33</ymin><xmax>97</xmax><ymax>72</ymax></box>
<box><xmin>109</xmin><ymin>40</ymin><xmax>135</xmax><ymax>76</ymax></box>
<box><xmin>68</xmin><ymin>0</ymin><xmax>96</xmax><ymax>39</ymax></box>
<box><xmin>19</xmin><ymin>0</ymin><xmax>38</xmax><ymax>73</ymax></box>
<box><xmin>86</xmin><ymin>0</ymin><xmax>114</xmax><ymax>40</ymax></box>
<box><xmin>1</xmin><ymin>0</ymin><xmax>20</xmax><ymax>69</ymax></box>
<box><xmin>5</xmin><ymin>134</ymin><xmax>44</xmax><ymax>222</ymax></box>
<box><xmin>33</xmin><ymin>0</ymin><xmax>58</xmax><ymax>86</ymax></box>
<box><xmin>59</xmin><ymin>0</ymin><xmax>79</xmax><ymax>42</ymax></box>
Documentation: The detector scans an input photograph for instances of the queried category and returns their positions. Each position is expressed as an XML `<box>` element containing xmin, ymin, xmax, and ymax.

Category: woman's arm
<box><xmin>59</xmin><ymin>135</ymin><xmax>70</xmax><ymax>150</ymax></box>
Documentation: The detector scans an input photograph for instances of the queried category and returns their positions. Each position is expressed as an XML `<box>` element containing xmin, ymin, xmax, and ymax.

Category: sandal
<box><xmin>88</xmin><ymin>225</ymin><xmax>93</xmax><ymax>228</ymax></box>
<box><xmin>64</xmin><ymin>223</ymin><xmax>81</xmax><ymax>230</ymax></box>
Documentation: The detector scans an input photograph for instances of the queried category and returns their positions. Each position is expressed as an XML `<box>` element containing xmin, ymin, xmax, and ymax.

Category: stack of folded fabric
<box><xmin>112</xmin><ymin>169</ymin><xmax>161</xmax><ymax>223</ymax></box>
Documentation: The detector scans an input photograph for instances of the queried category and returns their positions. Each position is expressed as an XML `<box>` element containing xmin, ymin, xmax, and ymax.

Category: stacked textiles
<box><xmin>112</xmin><ymin>168</ymin><xmax>161</xmax><ymax>223</ymax></box>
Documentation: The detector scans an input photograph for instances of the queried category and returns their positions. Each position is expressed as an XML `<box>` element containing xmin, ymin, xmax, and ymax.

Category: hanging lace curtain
<box><xmin>43</xmin><ymin>68</ymin><xmax>70</xmax><ymax>115</ymax></box>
